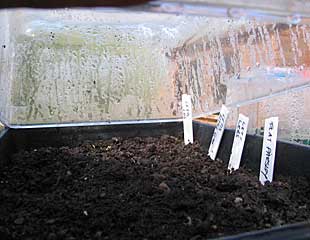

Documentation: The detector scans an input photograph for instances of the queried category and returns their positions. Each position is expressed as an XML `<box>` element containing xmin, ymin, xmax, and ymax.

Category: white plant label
<box><xmin>259</xmin><ymin>117</ymin><xmax>279</xmax><ymax>185</ymax></box>
<box><xmin>208</xmin><ymin>105</ymin><xmax>229</xmax><ymax>160</ymax></box>
<box><xmin>228</xmin><ymin>114</ymin><xmax>249</xmax><ymax>171</ymax></box>
<box><xmin>182</xmin><ymin>94</ymin><xmax>193</xmax><ymax>145</ymax></box>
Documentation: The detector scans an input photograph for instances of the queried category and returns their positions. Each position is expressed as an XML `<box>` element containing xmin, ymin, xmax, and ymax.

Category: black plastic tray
<box><xmin>1</xmin><ymin>121</ymin><xmax>310</xmax><ymax>239</ymax></box>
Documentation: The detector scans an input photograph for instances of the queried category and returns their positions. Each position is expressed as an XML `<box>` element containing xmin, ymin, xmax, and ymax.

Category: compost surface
<box><xmin>1</xmin><ymin>135</ymin><xmax>310</xmax><ymax>240</ymax></box>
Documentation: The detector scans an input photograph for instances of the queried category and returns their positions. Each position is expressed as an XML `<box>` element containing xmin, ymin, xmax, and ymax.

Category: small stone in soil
<box><xmin>14</xmin><ymin>217</ymin><xmax>24</xmax><ymax>225</ymax></box>
<box><xmin>211</xmin><ymin>225</ymin><xmax>218</xmax><ymax>230</ymax></box>
<box><xmin>185</xmin><ymin>216</ymin><xmax>192</xmax><ymax>226</ymax></box>
<box><xmin>57</xmin><ymin>229</ymin><xmax>68</xmax><ymax>236</ymax></box>
<box><xmin>190</xmin><ymin>235</ymin><xmax>202</xmax><ymax>240</ymax></box>
<box><xmin>265</xmin><ymin>223</ymin><xmax>272</xmax><ymax>228</ymax></box>
<box><xmin>234</xmin><ymin>197</ymin><xmax>243</xmax><ymax>204</ymax></box>
<box><xmin>95</xmin><ymin>231</ymin><xmax>103</xmax><ymax>238</ymax></box>
<box><xmin>47</xmin><ymin>233</ymin><xmax>57</xmax><ymax>240</ymax></box>
<box><xmin>99</xmin><ymin>192</ymin><xmax>106</xmax><ymax>198</ymax></box>
<box><xmin>159</xmin><ymin>182</ymin><xmax>171</xmax><ymax>193</ymax></box>
<box><xmin>276</xmin><ymin>219</ymin><xmax>285</xmax><ymax>226</ymax></box>
<box><xmin>46</xmin><ymin>219</ymin><xmax>56</xmax><ymax>224</ymax></box>
<box><xmin>112</xmin><ymin>137</ymin><xmax>119</xmax><ymax>143</ymax></box>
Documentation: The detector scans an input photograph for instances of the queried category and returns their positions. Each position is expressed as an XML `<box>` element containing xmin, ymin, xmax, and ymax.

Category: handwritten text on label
<box><xmin>259</xmin><ymin>117</ymin><xmax>279</xmax><ymax>185</ymax></box>
<box><xmin>228</xmin><ymin>114</ymin><xmax>249</xmax><ymax>171</ymax></box>
<box><xmin>208</xmin><ymin>105</ymin><xmax>229</xmax><ymax>160</ymax></box>
<box><xmin>182</xmin><ymin>94</ymin><xmax>193</xmax><ymax>145</ymax></box>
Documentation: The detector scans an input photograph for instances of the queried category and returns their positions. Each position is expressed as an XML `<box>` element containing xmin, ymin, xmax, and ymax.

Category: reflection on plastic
<box><xmin>0</xmin><ymin>7</ymin><xmax>309</xmax><ymax>141</ymax></box>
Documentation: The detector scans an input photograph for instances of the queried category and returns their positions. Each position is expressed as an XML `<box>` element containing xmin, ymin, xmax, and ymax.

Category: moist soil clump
<box><xmin>1</xmin><ymin>135</ymin><xmax>310</xmax><ymax>239</ymax></box>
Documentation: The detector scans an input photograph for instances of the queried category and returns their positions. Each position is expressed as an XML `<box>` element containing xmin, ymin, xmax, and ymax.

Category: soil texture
<box><xmin>1</xmin><ymin>135</ymin><xmax>310</xmax><ymax>239</ymax></box>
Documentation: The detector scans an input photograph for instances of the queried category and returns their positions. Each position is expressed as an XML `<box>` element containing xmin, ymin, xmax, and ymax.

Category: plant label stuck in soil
<box><xmin>259</xmin><ymin>117</ymin><xmax>279</xmax><ymax>185</ymax></box>
<box><xmin>208</xmin><ymin>105</ymin><xmax>229</xmax><ymax>160</ymax></box>
<box><xmin>182</xmin><ymin>94</ymin><xmax>193</xmax><ymax>145</ymax></box>
<box><xmin>228</xmin><ymin>114</ymin><xmax>249</xmax><ymax>171</ymax></box>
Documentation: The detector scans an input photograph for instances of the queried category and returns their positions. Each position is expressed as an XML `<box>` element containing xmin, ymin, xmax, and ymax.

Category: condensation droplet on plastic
<box><xmin>288</xmin><ymin>14</ymin><xmax>301</xmax><ymax>24</ymax></box>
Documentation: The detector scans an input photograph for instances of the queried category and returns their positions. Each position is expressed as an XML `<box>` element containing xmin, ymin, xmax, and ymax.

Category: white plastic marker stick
<box><xmin>259</xmin><ymin>117</ymin><xmax>279</xmax><ymax>185</ymax></box>
<box><xmin>228</xmin><ymin>114</ymin><xmax>249</xmax><ymax>171</ymax></box>
<box><xmin>182</xmin><ymin>94</ymin><xmax>193</xmax><ymax>145</ymax></box>
<box><xmin>208</xmin><ymin>105</ymin><xmax>229</xmax><ymax>160</ymax></box>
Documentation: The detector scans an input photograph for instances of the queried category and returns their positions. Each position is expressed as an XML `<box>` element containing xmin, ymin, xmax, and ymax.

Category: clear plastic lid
<box><xmin>0</xmin><ymin>3</ymin><xmax>309</xmax><ymax>143</ymax></box>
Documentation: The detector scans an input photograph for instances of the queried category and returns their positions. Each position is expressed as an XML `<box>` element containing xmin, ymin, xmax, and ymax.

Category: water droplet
<box><xmin>288</xmin><ymin>14</ymin><xmax>301</xmax><ymax>24</ymax></box>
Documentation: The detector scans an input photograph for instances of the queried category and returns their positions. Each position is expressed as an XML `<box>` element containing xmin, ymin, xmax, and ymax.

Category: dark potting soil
<box><xmin>1</xmin><ymin>135</ymin><xmax>310</xmax><ymax>240</ymax></box>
